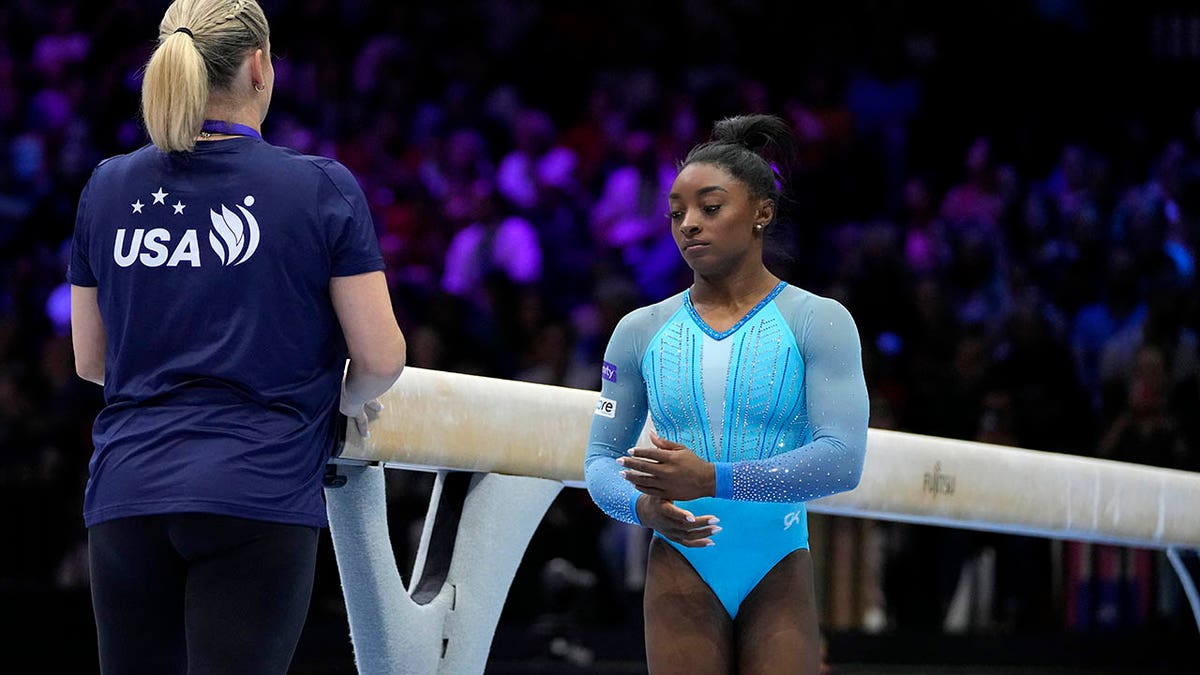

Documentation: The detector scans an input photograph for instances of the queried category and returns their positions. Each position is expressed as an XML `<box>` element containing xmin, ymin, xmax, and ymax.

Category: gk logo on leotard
<box><xmin>783</xmin><ymin>508</ymin><xmax>804</xmax><ymax>530</ymax></box>
<box><xmin>595</xmin><ymin>396</ymin><xmax>617</xmax><ymax>418</ymax></box>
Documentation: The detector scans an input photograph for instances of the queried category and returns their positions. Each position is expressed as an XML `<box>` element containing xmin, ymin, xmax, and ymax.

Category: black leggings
<box><xmin>89</xmin><ymin>513</ymin><xmax>319</xmax><ymax>675</ymax></box>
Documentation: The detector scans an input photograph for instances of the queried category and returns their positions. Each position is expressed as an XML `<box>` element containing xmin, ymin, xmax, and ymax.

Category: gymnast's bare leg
<box><xmin>643</xmin><ymin>537</ymin><xmax>734</xmax><ymax>675</ymax></box>
<box><xmin>735</xmin><ymin>549</ymin><xmax>822</xmax><ymax>675</ymax></box>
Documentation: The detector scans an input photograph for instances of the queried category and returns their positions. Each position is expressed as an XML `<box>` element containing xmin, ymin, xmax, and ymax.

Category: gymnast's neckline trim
<box><xmin>683</xmin><ymin>280</ymin><xmax>787</xmax><ymax>341</ymax></box>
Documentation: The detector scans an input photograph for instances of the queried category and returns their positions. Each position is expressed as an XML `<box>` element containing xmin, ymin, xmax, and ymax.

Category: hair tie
<box><xmin>174</xmin><ymin>26</ymin><xmax>194</xmax><ymax>38</ymax></box>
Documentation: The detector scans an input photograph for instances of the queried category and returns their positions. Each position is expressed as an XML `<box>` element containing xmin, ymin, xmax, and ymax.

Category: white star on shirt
<box><xmin>151</xmin><ymin>187</ymin><xmax>168</xmax><ymax>204</ymax></box>
<box><xmin>172</xmin><ymin>201</ymin><xmax>186</xmax><ymax>215</ymax></box>
<box><xmin>131</xmin><ymin>199</ymin><xmax>144</xmax><ymax>214</ymax></box>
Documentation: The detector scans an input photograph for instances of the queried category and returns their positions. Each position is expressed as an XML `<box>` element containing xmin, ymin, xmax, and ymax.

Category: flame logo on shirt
<box><xmin>208</xmin><ymin>196</ymin><xmax>261</xmax><ymax>266</ymax></box>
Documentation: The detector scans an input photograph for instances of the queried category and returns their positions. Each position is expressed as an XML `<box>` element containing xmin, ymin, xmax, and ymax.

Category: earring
<box><xmin>754</xmin><ymin>223</ymin><xmax>764</xmax><ymax>232</ymax></box>
<box><xmin>254</xmin><ymin>82</ymin><xmax>266</xmax><ymax>92</ymax></box>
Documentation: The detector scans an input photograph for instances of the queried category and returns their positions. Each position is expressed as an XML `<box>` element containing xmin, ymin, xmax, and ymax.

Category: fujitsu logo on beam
<box><xmin>923</xmin><ymin>461</ymin><xmax>955</xmax><ymax>497</ymax></box>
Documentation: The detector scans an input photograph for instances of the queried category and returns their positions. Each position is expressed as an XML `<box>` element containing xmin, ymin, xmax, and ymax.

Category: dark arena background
<box><xmin>3</xmin><ymin>1</ymin><xmax>1200</xmax><ymax>672</ymax></box>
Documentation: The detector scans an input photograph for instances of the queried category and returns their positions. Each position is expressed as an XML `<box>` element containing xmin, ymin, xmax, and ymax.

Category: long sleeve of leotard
<box><xmin>583</xmin><ymin>311</ymin><xmax>653</xmax><ymax>525</ymax></box>
<box><xmin>713</xmin><ymin>296</ymin><xmax>869</xmax><ymax>503</ymax></box>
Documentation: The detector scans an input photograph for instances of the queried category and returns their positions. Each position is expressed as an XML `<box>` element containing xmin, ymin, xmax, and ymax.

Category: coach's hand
<box><xmin>340</xmin><ymin>385</ymin><xmax>383</xmax><ymax>438</ymax></box>
<box><xmin>619</xmin><ymin>430</ymin><xmax>716</xmax><ymax>501</ymax></box>
<box><xmin>635</xmin><ymin>495</ymin><xmax>721</xmax><ymax>547</ymax></box>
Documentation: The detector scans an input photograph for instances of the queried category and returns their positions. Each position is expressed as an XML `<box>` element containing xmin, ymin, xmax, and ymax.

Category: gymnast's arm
<box><xmin>584</xmin><ymin>316</ymin><xmax>648</xmax><ymax>525</ymax></box>
<box><xmin>331</xmin><ymin>272</ymin><xmax>406</xmax><ymax>432</ymax></box>
<box><xmin>71</xmin><ymin>285</ymin><xmax>106</xmax><ymax>386</ymax></box>
<box><xmin>714</xmin><ymin>296</ymin><xmax>869</xmax><ymax>503</ymax></box>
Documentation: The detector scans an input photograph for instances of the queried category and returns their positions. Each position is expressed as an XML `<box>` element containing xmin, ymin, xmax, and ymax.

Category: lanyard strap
<box><xmin>200</xmin><ymin>119</ymin><xmax>263</xmax><ymax>140</ymax></box>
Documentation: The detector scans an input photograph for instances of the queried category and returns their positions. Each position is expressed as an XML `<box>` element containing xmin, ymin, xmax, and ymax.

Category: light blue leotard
<box><xmin>585</xmin><ymin>281</ymin><xmax>869</xmax><ymax>619</ymax></box>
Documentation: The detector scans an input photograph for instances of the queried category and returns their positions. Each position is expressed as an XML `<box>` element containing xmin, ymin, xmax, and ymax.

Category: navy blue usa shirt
<box><xmin>68</xmin><ymin>137</ymin><xmax>383</xmax><ymax>528</ymax></box>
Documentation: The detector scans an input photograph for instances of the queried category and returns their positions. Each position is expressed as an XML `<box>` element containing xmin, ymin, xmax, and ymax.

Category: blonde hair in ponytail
<box><xmin>141</xmin><ymin>0</ymin><xmax>270</xmax><ymax>153</ymax></box>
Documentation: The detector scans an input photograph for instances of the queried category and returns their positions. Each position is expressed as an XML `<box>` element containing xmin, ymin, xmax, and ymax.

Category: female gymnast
<box><xmin>585</xmin><ymin>114</ymin><xmax>869</xmax><ymax>674</ymax></box>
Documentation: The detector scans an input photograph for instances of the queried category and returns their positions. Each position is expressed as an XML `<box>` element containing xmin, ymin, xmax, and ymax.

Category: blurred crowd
<box><xmin>2</xmin><ymin>0</ymin><xmax>1198</xmax><ymax>649</ymax></box>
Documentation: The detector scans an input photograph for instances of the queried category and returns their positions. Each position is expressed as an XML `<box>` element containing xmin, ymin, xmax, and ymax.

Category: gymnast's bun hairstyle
<box><xmin>682</xmin><ymin>114</ymin><xmax>797</xmax><ymax>203</ymax></box>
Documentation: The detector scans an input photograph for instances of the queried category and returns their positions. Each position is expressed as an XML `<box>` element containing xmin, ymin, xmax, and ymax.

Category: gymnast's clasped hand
<box><xmin>620</xmin><ymin>430</ymin><xmax>722</xmax><ymax>547</ymax></box>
